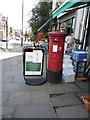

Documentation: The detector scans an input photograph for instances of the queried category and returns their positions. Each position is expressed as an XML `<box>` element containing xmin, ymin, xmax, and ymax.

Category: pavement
<box><xmin>0</xmin><ymin>40</ymin><xmax>90</xmax><ymax>119</ymax></box>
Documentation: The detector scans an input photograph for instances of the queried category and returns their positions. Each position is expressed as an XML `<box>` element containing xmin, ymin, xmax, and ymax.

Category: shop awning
<box><xmin>37</xmin><ymin>0</ymin><xmax>90</xmax><ymax>32</ymax></box>
<box><xmin>52</xmin><ymin>0</ymin><xmax>89</xmax><ymax>19</ymax></box>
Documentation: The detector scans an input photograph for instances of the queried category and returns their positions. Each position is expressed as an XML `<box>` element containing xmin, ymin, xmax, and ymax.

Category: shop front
<box><xmin>51</xmin><ymin>0</ymin><xmax>90</xmax><ymax>79</ymax></box>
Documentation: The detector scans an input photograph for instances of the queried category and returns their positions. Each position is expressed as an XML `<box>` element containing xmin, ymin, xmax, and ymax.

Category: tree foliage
<box><xmin>28</xmin><ymin>2</ymin><xmax>52</xmax><ymax>35</ymax></box>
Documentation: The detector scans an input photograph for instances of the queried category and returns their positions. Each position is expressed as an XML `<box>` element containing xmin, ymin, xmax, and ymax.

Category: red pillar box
<box><xmin>47</xmin><ymin>31</ymin><xmax>66</xmax><ymax>83</ymax></box>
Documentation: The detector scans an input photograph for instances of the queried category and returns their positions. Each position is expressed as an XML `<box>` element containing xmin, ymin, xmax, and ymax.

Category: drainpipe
<box><xmin>81</xmin><ymin>7</ymin><xmax>89</xmax><ymax>49</ymax></box>
<box><xmin>83</xmin><ymin>7</ymin><xmax>90</xmax><ymax>50</ymax></box>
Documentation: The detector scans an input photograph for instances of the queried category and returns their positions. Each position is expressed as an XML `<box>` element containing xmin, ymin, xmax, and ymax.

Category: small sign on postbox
<box><xmin>53</xmin><ymin>45</ymin><xmax>58</xmax><ymax>52</ymax></box>
<box><xmin>23</xmin><ymin>46</ymin><xmax>46</xmax><ymax>85</ymax></box>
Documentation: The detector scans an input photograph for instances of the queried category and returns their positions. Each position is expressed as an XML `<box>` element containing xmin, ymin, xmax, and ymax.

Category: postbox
<box><xmin>47</xmin><ymin>31</ymin><xmax>66</xmax><ymax>83</ymax></box>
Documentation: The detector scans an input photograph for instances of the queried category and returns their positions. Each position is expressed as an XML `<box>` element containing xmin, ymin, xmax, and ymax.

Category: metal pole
<box><xmin>37</xmin><ymin>18</ymin><xmax>52</xmax><ymax>32</ymax></box>
<box><xmin>6</xmin><ymin>17</ymin><xmax>8</xmax><ymax>50</ymax></box>
<box><xmin>21</xmin><ymin>0</ymin><xmax>24</xmax><ymax>46</ymax></box>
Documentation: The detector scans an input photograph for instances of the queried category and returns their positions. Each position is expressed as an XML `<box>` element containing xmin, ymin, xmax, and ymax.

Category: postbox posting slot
<box><xmin>52</xmin><ymin>41</ymin><xmax>59</xmax><ymax>42</ymax></box>
<box><xmin>52</xmin><ymin>38</ymin><xmax>60</xmax><ymax>42</ymax></box>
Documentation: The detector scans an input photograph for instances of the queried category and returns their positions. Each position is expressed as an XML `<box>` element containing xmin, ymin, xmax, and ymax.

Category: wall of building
<box><xmin>74</xmin><ymin>7</ymin><xmax>90</xmax><ymax>49</ymax></box>
<box><xmin>52</xmin><ymin>0</ymin><xmax>90</xmax><ymax>51</ymax></box>
<box><xmin>52</xmin><ymin>0</ymin><xmax>66</xmax><ymax>11</ymax></box>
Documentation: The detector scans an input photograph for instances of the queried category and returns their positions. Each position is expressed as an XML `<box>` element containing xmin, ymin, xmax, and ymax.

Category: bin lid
<box><xmin>75</xmin><ymin>51</ymin><xmax>88</xmax><ymax>54</ymax></box>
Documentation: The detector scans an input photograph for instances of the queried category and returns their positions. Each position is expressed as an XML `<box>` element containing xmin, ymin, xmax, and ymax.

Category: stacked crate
<box><xmin>72</xmin><ymin>50</ymin><xmax>88</xmax><ymax>78</ymax></box>
<box><xmin>63</xmin><ymin>55</ymin><xmax>75</xmax><ymax>82</ymax></box>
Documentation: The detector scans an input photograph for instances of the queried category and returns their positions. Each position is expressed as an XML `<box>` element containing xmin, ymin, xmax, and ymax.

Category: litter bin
<box><xmin>47</xmin><ymin>31</ymin><xmax>66</xmax><ymax>83</ymax></box>
<box><xmin>23</xmin><ymin>46</ymin><xmax>46</xmax><ymax>85</ymax></box>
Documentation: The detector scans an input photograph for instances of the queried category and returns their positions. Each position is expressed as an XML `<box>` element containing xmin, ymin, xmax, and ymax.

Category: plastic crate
<box><xmin>72</xmin><ymin>60</ymin><xmax>86</xmax><ymax>67</ymax></box>
<box><xmin>72</xmin><ymin>49</ymin><xmax>84</xmax><ymax>59</ymax></box>
<box><xmin>75</xmin><ymin>72</ymin><xmax>86</xmax><ymax>77</ymax></box>
<box><xmin>73</xmin><ymin>66</ymin><xmax>85</xmax><ymax>73</ymax></box>
<box><xmin>72</xmin><ymin>52</ymin><xmax>88</xmax><ymax>61</ymax></box>
<box><xmin>72</xmin><ymin>61</ymin><xmax>87</xmax><ymax>77</ymax></box>
<box><xmin>72</xmin><ymin>49</ymin><xmax>85</xmax><ymax>52</ymax></box>
<box><xmin>63</xmin><ymin>74</ymin><xmax>75</xmax><ymax>82</ymax></box>
<box><xmin>78</xmin><ymin>62</ymin><xmax>86</xmax><ymax>67</ymax></box>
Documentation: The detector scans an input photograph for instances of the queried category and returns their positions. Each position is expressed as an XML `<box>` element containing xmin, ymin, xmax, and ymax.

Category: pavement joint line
<box><xmin>14</xmin><ymin>106</ymin><xmax>17</xmax><ymax>118</ymax></box>
<box><xmin>52</xmin><ymin>107</ymin><xmax>58</xmax><ymax>117</ymax></box>
<box><xmin>74</xmin><ymin>92</ymin><xmax>85</xmax><ymax>104</ymax></box>
<box><xmin>52</xmin><ymin>103</ymin><xmax>83</xmax><ymax>110</ymax></box>
<box><xmin>74</xmin><ymin>82</ymin><xmax>85</xmax><ymax>92</ymax></box>
<box><xmin>49</xmin><ymin>93</ymin><xmax>66</xmax><ymax>97</ymax></box>
<box><xmin>2</xmin><ymin>114</ymin><xmax>14</xmax><ymax>118</ymax></box>
<box><xmin>6</xmin><ymin>92</ymin><xmax>11</xmax><ymax>102</ymax></box>
<box><xmin>49</xmin><ymin>103</ymin><xmax>57</xmax><ymax>118</ymax></box>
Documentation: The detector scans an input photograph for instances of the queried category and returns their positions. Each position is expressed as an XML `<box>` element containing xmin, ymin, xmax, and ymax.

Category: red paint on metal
<box><xmin>48</xmin><ymin>31</ymin><xmax>66</xmax><ymax>71</ymax></box>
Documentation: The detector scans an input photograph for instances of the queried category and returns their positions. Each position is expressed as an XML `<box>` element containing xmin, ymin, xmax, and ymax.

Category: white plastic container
<box><xmin>63</xmin><ymin>69</ymin><xmax>75</xmax><ymax>82</ymax></box>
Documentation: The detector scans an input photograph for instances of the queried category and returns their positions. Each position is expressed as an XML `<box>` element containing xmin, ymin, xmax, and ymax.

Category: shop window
<box><xmin>51</xmin><ymin>25</ymin><xmax>57</xmax><ymax>32</ymax></box>
<box><xmin>60</xmin><ymin>22</ymin><xmax>66</xmax><ymax>33</ymax></box>
<box><xmin>66</xmin><ymin>19</ymin><xmax>73</xmax><ymax>35</ymax></box>
<box><xmin>59</xmin><ymin>18</ymin><xmax>75</xmax><ymax>35</ymax></box>
<box><xmin>56</xmin><ymin>22</ymin><xmax>60</xmax><ymax>30</ymax></box>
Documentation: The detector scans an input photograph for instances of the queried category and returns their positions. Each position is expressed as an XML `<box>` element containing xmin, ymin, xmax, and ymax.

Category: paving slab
<box><xmin>1</xmin><ymin>52</ymin><xmax>89</xmax><ymax>119</ymax></box>
<box><xmin>7</xmin><ymin>91</ymin><xmax>32</xmax><ymax>106</ymax></box>
<box><xmin>2</xmin><ymin>66</ymin><xmax>12</xmax><ymax>73</ymax></box>
<box><xmin>20</xmin><ymin>83</ymin><xmax>47</xmax><ymax>92</ymax></box>
<box><xmin>2</xmin><ymin>106</ymin><xmax>16</xmax><ymax>118</ymax></box>
<box><xmin>10</xmin><ymin>61</ymin><xmax>21</xmax><ymax>65</ymax></box>
<box><xmin>0</xmin><ymin>74</ymin><xmax>2</xmax><ymax>83</ymax></box>
<box><xmin>75</xmin><ymin>81</ymin><xmax>89</xmax><ymax>92</ymax></box>
<box><xmin>50</xmin><ymin>93</ymin><xmax>82</xmax><ymax>107</ymax></box>
<box><xmin>46</xmin><ymin>83</ymin><xmax>82</xmax><ymax>94</ymax></box>
<box><xmin>2</xmin><ymin>62</ymin><xmax>21</xmax><ymax>69</ymax></box>
<box><xmin>12</xmin><ymin>75</ymin><xmax>25</xmax><ymax>83</ymax></box>
<box><xmin>30</xmin><ymin>84</ymin><xmax>47</xmax><ymax>91</ymax></box>
<box><xmin>3</xmin><ymin>71</ymin><xmax>23</xmax><ymax>77</ymax></box>
<box><xmin>31</xmin><ymin>91</ymin><xmax>50</xmax><ymax>103</ymax></box>
<box><xmin>2</xmin><ymin>83</ymin><xmax>20</xmax><ymax>92</ymax></box>
<box><xmin>75</xmin><ymin>92</ymin><xmax>90</xmax><ymax>98</ymax></box>
<box><xmin>2</xmin><ymin>76</ymin><xmax>13</xmax><ymax>83</ymax></box>
<box><xmin>15</xmin><ymin>104</ymin><xmax>56</xmax><ymax>118</ymax></box>
<box><xmin>56</xmin><ymin>104</ymin><xmax>88</xmax><ymax>118</ymax></box>
<box><xmin>0</xmin><ymin>107</ymin><xmax>1</xmax><ymax>118</ymax></box>
<box><xmin>2</xmin><ymin>59</ymin><xmax>12</xmax><ymax>66</ymax></box>
<box><xmin>0</xmin><ymin>84</ymin><xmax>2</xmax><ymax>92</ymax></box>
<box><xmin>20</xmin><ymin>83</ymin><xmax>32</xmax><ymax>91</ymax></box>
<box><xmin>0</xmin><ymin>60</ymin><xmax>2</xmax><ymax>70</ymax></box>
<box><xmin>2</xmin><ymin>92</ymin><xmax>9</xmax><ymax>106</ymax></box>
<box><xmin>11</xmin><ymin>66</ymin><xmax>23</xmax><ymax>71</ymax></box>
<box><xmin>0</xmin><ymin>92</ymin><xmax>2</xmax><ymax>106</ymax></box>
